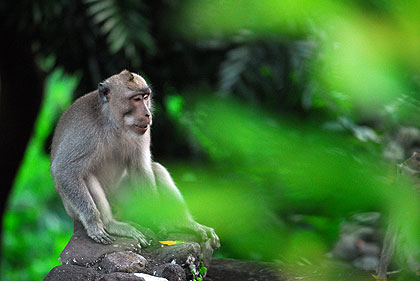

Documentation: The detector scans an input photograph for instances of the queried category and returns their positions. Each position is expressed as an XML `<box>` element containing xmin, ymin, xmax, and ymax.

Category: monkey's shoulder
<box><xmin>56</xmin><ymin>92</ymin><xmax>103</xmax><ymax>130</ymax></box>
<box><xmin>62</xmin><ymin>91</ymin><xmax>101</xmax><ymax>120</ymax></box>
<box><xmin>51</xmin><ymin>91</ymin><xmax>105</xmax><ymax>159</ymax></box>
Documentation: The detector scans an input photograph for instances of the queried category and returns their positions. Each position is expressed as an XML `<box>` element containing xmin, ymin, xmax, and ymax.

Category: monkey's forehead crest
<box><xmin>119</xmin><ymin>70</ymin><xmax>148</xmax><ymax>86</ymax></box>
<box><xmin>105</xmin><ymin>70</ymin><xmax>148</xmax><ymax>89</ymax></box>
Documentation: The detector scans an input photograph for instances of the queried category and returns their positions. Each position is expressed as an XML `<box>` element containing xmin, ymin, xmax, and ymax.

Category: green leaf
<box><xmin>87</xmin><ymin>0</ymin><xmax>113</xmax><ymax>17</ymax></box>
<box><xmin>94</xmin><ymin>8</ymin><xmax>116</xmax><ymax>26</ymax></box>
<box><xmin>165</xmin><ymin>95</ymin><xmax>185</xmax><ymax>119</ymax></box>
<box><xmin>199</xmin><ymin>266</ymin><xmax>207</xmax><ymax>275</ymax></box>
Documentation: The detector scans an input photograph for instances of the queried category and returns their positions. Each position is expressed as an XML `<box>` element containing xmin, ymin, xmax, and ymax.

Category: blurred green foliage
<box><xmin>180</xmin><ymin>98</ymin><xmax>420</xmax><ymax>263</ymax></box>
<box><xmin>1</xmin><ymin>70</ymin><xmax>78</xmax><ymax>280</ymax></box>
<box><xmin>2</xmin><ymin>0</ymin><xmax>420</xmax><ymax>280</ymax></box>
<box><xmin>178</xmin><ymin>0</ymin><xmax>420</xmax><ymax>119</ymax></box>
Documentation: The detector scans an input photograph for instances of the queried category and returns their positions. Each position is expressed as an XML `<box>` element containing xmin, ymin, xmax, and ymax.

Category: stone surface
<box><xmin>154</xmin><ymin>263</ymin><xmax>186</xmax><ymax>281</ymax></box>
<box><xmin>199</xmin><ymin>239</ymin><xmax>214</xmax><ymax>268</ymax></box>
<box><xmin>44</xmin><ymin>264</ymin><xmax>101</xmax><ymax>281</ymax></box>
<box><xmin>133</xmin><ymin>273</ymin><xmax>168</xmax><ymax>281</ymax></box>
<box><xmin>206</xmin><ymin>258</ymin><xmax>283</xmax><ymax>281</ymax></box>
<box><xmin>329</xmin><ymin>212</ymin><xmax>382</xmax><ymax>271</ymax></box>
<box><xmin>143</xmin><ymin>242</ymin><xmax>201</xmax><ymax>264</ymax></box>
<box><xmin>99</xmin><ymin>272</ymin><xmax>146</xmax><ymax>281</ymax></box>
<box><xmin>142</xmin><ymin>242</ymin><xmax>200</xmax><ymax>280</ymax></box>
<box><xmin>59</xmin><ymin>227</ymin><xmax>143</xmax><ymax>267</ymax></box>
<box><xmin>47</xmin><ymin>223</ymin><xmax>216</xmax><ymax>281</ymax></box>
<box><xmin>352</xmin><ymin>255</ymin><xmax>379</xmax><ymax>271</ymax></box>
<box><xmin>100</xmin><ymin>251</ymin><xmax>148</xmax><ymax>273</ymax></box>
<box><xmin>100</xmin><ymin>272</ymin><xmax>149</xmax><ymax>281</ymax></box>
<box><xmin>164</xmin><ymin>233</ymin><xmax>214</xmax><ymax>268</ymax></box>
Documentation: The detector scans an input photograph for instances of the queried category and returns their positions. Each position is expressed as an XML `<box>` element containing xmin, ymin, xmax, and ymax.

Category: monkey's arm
<box><xmin>51</xmin><ymin>158</ymin><xmax>115</xmax><ymax>244</ymax></box>
<box><xmin>86</xmin><ymin>174</ymin><xmax>149</xmax><ymax>246</ymax></box>
<box><xmin>51</xmin><ymin>123</ymin><xmax>118</xmax><ymax>245</ymax></box>
<box><xmin>152</xmin><ymin>162</ymin><xmax>220</xmax><ymax>248</ymax></box>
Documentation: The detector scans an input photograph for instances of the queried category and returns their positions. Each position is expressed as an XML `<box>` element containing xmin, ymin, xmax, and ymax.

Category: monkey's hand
<box><xmin>104</xmin><ymin>220</ymin><xmax>150</xmax><ymax>247</ymax></box>
<box><xmin>87</xmin><ymin>222</ymin><xmax>116</xmax><ymax>245</ymax></box>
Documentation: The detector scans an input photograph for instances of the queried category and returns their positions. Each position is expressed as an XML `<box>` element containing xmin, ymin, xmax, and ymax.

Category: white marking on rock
<box><xmin>133</xmin><ymin>273</ymin><xmax>168</xmax><ymax>281</ymax></box>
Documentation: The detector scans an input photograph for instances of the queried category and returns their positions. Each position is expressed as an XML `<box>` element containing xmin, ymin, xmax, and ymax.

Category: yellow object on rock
<box><xmin>159</xmin><ymin>241</ymin><xmax>184</xmax><ymax>246</ymax></box>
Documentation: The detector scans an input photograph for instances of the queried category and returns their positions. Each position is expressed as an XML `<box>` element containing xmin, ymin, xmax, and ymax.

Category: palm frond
<box><xmin>84</xmin><ymin>0</ymin><xmax>155</xmax><ymax>67</ymax></box>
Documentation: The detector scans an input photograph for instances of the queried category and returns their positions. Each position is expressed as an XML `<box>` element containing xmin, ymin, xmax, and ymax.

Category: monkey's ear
<box><xmin>98</xmin><ymin>82</ymin><xmax>110</xmax><ymax>102</ymax></box>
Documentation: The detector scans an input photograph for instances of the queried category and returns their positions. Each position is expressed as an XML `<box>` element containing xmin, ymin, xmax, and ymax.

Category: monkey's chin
<box><xmin>132</xmin><ymin>124</ymin><xmax>149</xmax><ymax>135</ymax></box>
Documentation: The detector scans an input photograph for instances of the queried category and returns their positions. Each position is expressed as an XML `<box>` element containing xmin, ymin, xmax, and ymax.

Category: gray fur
<box><xmin>51</xmin><ymin>70</ymin><xmax>220</xmax><ymax>248</ymax></box>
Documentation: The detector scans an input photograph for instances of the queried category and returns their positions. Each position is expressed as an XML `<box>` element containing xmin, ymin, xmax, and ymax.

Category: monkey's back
<box><xmin>51</xmin><ymin>91</ymin><xmax>103</xmax><ymax>162</ymax></box>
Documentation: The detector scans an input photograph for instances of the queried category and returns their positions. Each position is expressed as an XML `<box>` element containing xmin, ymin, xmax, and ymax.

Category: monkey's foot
<box><xmin>165</xmin><ymin>221</ymin><xmax>220</xmax><ymax>249</ymax></box>
<box><xmin>192</xmin><ymin>222</ymin><xmax>220</xmax><ymax>249</ymax></box>
<box><xmin>105</xmin><ymin>220</ymin><xmax>149</xmax><ymax>247</ymax></box>
<box><xmin>87</xmin><ymin>223</ymin><xmax>116</xmax><ymax>245</ymax></box>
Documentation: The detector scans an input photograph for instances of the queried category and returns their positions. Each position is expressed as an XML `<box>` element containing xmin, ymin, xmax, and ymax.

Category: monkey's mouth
<box><xmin>133</xmin><ymin>123</ymin><xmax>149</xmax><ymax>134</ymax></box>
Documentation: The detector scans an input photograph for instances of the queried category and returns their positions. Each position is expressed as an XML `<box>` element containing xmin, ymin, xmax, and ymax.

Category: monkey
<box><xmin>50</xmin><ymin>70</ymin><xmax>220</xmax><ymax>248</ymax></box>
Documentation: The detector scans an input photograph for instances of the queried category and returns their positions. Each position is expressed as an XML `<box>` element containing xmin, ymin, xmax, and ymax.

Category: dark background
<box><xmin>2</xmin><ymin>0</ymin><xmax>420</xmax><ymax>280</ymax></box>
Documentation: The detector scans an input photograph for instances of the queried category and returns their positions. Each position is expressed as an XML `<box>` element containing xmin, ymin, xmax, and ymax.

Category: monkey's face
<box><xmin>99</xmin><ymin>70</ymin><xmax>152</xmax><ymax>135</ymax></box>
<box><xmin>123</xmin><ymin>90</ymin><xmax>152</xmax><ymax>135</ymax></box>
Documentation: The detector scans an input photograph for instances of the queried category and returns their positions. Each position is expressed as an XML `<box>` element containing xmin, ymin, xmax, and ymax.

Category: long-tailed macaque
<box><xmin>50</xmin><ymin>70</ymin><xmax>220</xmax><ymax>248</ymax></box>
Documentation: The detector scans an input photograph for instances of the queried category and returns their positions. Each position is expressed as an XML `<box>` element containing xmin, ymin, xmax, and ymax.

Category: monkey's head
<box><xmin>98</xmin><ymin>70</ymin><xmax>152</xmax><ymax>135</ymax></box>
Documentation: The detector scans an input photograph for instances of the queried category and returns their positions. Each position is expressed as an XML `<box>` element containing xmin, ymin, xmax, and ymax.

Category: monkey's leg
<box><xmin>377</xmin><ymin>224</ymin><xmax>397</xmax><ymax>281</ymax></box>
<box><xmin>152</xmin><ymin>162</ymin><xmax>220</xmax><ymax>248</ymax></box>
<box><xmin>53</xmin><ymin>170</ymin><xmax>115</xmax><ymax>244</ymax></box>
<box><xmin>86</xmin><ymin>175</ymin><xmax>149</xmax><ymax>246</ymax></box>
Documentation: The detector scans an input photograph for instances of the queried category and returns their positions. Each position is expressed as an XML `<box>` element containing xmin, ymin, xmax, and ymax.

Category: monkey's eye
<box><xmin>143</xmin><ymin>94</ymin><xmax>149</xmax><ymax>100</ymax></box>
<box><xmin>132</xmin><ymin>96</ymin><xmax>142</xmax><ymax>102</ymax></box>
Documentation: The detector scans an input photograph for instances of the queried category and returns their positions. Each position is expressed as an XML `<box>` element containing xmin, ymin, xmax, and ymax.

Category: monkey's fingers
<box><xmin>207</xmin><ymin>229</ymin><xmax>221</xmax><ymax>249</ymax></box>
<box><xmin>87</xmin><ymin>224</ymin><xmax>116</xmax><ymax>245</ymax></box>
<box><xmin>196</xmin><ymin>227</ymin><xmax>209</xmax><ymax>242</ymax></box>
<box><xmin>192</xmin><ymin>223</ymin><xmax>211</xmax><ymax>242</ymax></box>
<box><xmin>200</xmin><ymin>224</ymin><xmax>220</xmax><ymax>249</ymax></box>
<box><xmin>91</xmin><ymin>231</ymin><xmax>116</xmax><ymax>245</ymax></box>
<box><xmin>132</xmin><ymin>230</ymin><xmax>150</xmax><ymax>247</ymax></box>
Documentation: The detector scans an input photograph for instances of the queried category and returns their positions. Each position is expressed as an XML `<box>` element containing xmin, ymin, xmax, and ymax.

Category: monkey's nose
<box><xmin>145</xmin><ymin>114</ymin><xmax>152</xmax><ymax>124</ymax></box>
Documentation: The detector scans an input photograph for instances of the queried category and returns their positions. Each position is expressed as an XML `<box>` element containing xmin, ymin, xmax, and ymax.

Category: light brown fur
<box><xmin>51</xmin><ymin>70</ymin><xmax>219</xmax><ymax>247</ymax></box>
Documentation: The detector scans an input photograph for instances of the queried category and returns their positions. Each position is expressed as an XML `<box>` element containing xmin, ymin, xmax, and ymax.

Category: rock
<box><xmin>358</xmin><ymin>241</ymin><xmax>380</xmax><ymax>257</ymax></box>
<box><xmin>206</xmin><ymin>258</ymin><xmax>283</xmax><ymax>281</ymax></box>
<box><xmin>163</xmin><ymin>232</ymin><xmax>214</xmax><ymax>267</ymax></box>
<box><xmin>384</xmin><ymin>127</ymin><xmax>420</xmax><ymax>162</ymax></box>
<box><xmin>154</xmin><ymin>263</ymin><xmax>186</xmax><ymax>281</ymax></box>
<box><xmin>330</xmin><ymin>213</ymin><xmax>381</xmax><ymax>264</ymax></box>
<box><xmin>100</xmin><ymin>251</ymin><xmax>148</xmax><ymax>273</ymax></box>
<box><xmin>144</xmin><ymin>242</ymin><xmax>201</xmax><ymax>264</ymax></box>
<box><xmin>133</xmin><ymin>273</ymin><xmax>169</xmax><ymax>281</ymax></box>
<box><xmin>330</xmin><ymin>235</ymin><xmax>360</xmax><ymax>260</ymax></box>
<box><xmin>142</xmin><ymin>242</ymin><xmax>201</xmax><ymax>280</ymax></box>
<box><xmin>44</xmin><ymin>264</ymin><xmax>101</xmax><ymax>281</ymax></box>
<box><xmin>199</xmin><ymin>238</ymin><xmax>214</xmax><ymax>267</ymax></box>
<box><xmin>352</xmin><ymin>255</ymin><xmax>379</xmax><ymax>271</ymax></box>
<box><xmin>47</xmin><ymin>222</ymin><xmax>217</xmax><ymax>281</ymax></box>
<box><xmin>99</xmin><ymin>272</ymin><xmax>146</xmax><ymax>281</ymax></box>
<box><xmin>59</xmin><ymin>226</ymin><xmax>143</xmax><ymax>267</ymax></box>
